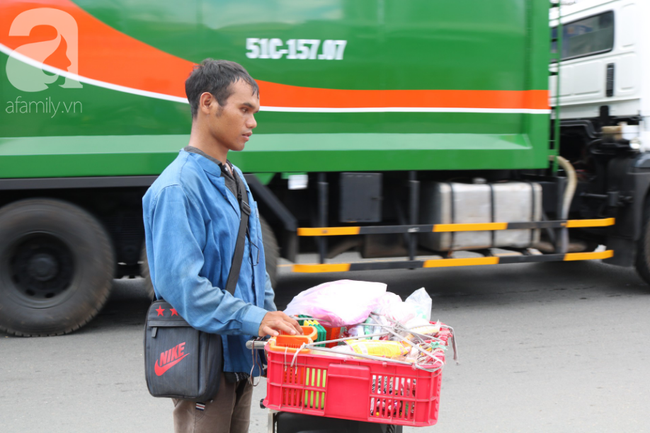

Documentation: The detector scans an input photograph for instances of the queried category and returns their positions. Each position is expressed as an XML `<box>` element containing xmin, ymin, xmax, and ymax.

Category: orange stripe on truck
<box><xmin>259</xmin><ymin>85</ymin><xmax>549</xmax><ymax>110</ymax></box>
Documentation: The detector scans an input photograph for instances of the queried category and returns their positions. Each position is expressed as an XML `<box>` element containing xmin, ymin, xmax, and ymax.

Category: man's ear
<box><xmin>198</xmin><ymin>92</ymin><xmax>215</xmax><ymax>115</ymax></box>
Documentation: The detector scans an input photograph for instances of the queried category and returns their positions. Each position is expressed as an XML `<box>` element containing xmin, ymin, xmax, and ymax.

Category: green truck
<box><xmin>0</xmin><ymin>0</ymin><xmax>644</xmax><ymax>336</ymax></box>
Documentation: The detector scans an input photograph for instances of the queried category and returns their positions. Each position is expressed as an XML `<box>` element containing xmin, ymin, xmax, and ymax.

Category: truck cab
<box><xmin>551</xmin><ymin>0</ymin><xmax>650</xmax><ymax>281</ymax></box>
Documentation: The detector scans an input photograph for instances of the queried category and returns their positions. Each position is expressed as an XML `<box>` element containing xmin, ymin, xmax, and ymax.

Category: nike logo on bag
<box><xmin>154</xmin><ymin>342</ymin><xmax>188</xmax><ymax>376</ymax></box>
<box><xmin>155</xmin><ymin>354</ymin><xmax>189</xmax><ymax>376</ymax></box>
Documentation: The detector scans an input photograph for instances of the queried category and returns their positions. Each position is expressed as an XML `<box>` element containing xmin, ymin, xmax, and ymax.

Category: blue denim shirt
<box><xmin>143</xmin><ymin>149</ymin><xmax>276</xmax><ymax>375</ymax></box>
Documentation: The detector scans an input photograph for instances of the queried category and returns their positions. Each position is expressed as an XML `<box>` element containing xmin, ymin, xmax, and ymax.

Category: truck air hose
<box><xmin>550</xmin><ymin>155</ymin><xmax>577</xmax><ymax>252</ymax></box>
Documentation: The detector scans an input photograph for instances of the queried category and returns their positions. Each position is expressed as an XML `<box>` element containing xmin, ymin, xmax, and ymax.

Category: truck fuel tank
<box><xmin>419</xmin><ymin>181</ymin><xmax>542</xmax><ymax>252</ymax></box>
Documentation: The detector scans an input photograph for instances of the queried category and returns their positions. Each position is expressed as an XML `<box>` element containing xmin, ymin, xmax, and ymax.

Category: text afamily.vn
<box><xmin>5</xmin><ymin>96</ymin><xmax>83</xmax><ymax>118</ymax></box>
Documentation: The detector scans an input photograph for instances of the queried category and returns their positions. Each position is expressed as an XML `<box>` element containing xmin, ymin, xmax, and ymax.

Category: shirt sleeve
<box><xmin>148</xmin><ymin>184</ymin><xmax>267</xmax><ymax>336</ymax></box>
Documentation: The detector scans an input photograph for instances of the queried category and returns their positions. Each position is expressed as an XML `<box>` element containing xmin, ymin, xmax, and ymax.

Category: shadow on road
<box><xmin>273</xmin><ymin>260</ymin><xmax>649</xmax><ymax>310</ymax></box>
<box><xmin>2</xmin><ymin>260</ymin><xmax>647</xmax><ymax>338</ymax></box>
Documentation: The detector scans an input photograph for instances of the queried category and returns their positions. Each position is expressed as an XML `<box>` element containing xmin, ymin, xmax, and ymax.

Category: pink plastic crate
<box><xmin>263</xmin><ymin>346</ymin><xmax>444</xmax><ymax>426</ymax></box>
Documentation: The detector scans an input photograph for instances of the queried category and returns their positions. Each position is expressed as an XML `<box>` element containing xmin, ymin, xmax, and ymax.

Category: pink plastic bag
<box><xmin>284</xmin><ymin>279</ymin><xmax>387</xmax><ymax>327</ymax></box>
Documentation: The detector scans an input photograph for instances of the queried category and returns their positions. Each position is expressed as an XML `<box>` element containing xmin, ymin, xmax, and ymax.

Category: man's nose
<box><xmin>247</xmin><ymin>114</ymin><xmax>257</xmax><ymax>129</ymax></box>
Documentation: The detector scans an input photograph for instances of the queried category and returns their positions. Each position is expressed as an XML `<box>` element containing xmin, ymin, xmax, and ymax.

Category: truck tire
<box><xmin>635</xmin><ymin>200</ymin><xmax>650</xmax><ymax>285</ymax></box>
<box><xmin>260</xmin><ymin>216</ymin><xmax>279</xmax><ymax>288</ymax></box>
<box><xmin>0</xmin><ymin>199</ymin><xmax>115</xmax><ymax>336</ymax></box>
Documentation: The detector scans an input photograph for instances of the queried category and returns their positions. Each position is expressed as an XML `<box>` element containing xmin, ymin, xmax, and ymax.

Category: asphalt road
<box><xmin>2</xmin><ymin>259</ymin><xmax>649</xmax><ymax>433</ymax></box>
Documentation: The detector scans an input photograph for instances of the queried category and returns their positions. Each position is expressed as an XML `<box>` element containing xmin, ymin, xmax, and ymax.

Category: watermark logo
<box><xmin>6</xmin><ymin>7</ymin><xmax>83</xmax><ymax>92</ymax></box>
<box><xmin>6</xmin><ymin>96</ymin><xmax>82</xmax><ymax>118</ymax></box>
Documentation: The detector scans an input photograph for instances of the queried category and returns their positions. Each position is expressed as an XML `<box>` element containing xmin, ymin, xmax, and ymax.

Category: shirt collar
<box><xmin>183</xmin><ymin>146</ymin><xmax>233</xmax><ymax>178</ymax></box>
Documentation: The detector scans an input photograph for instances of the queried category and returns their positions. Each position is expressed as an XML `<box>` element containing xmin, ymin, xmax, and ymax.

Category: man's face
<box><xmin>206</xmin><ymin>79</ymin><xmax>259</xmax><ymax>154</ymax></box>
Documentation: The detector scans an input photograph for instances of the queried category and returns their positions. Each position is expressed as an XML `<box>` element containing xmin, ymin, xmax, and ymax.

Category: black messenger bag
<box><xmin>144</xmin><ymin>302</ymin><xmax>223</xmax><ymax>400</ymax></box>
<box><xmin>144</xmin><ymin>173</ymin><xmax>251</xmax><ymax>401</ymax></box>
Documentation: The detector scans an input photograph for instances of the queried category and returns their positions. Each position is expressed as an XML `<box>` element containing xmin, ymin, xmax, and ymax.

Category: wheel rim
<box><xmin>4</xmin><ymin>233</ymin><xmax>75</xmax><ymax>307</ymax></box>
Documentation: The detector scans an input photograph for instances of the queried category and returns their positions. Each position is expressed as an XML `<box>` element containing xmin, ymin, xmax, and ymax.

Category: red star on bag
<box><xmin>171</xmin><ymin>308</ymin><xmax>179</xmax><ymax>316</ymax></box>
<box><xmin>155</xmin><ymin>306</ymin><xmax>165</xmax><ymax>316</ymax></box>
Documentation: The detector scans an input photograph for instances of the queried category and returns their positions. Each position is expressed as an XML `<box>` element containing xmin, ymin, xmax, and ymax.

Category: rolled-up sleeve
<box><xmin>146</xmin><ymin>185</ymin><xmax>267</xmax><ymax>336</ymax></box>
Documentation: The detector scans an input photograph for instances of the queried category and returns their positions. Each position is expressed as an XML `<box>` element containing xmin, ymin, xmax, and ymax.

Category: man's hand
<box><xmin>259</xmin><ymin>311</ymin><xmax>303</xmax><ymax>337</ymax></box>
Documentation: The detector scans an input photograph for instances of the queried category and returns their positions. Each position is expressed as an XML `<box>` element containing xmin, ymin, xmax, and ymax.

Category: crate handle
<box><xmin>324</xmin><ymin>364</ymin><xmax>371</xmax><ymax>419</ymax></box>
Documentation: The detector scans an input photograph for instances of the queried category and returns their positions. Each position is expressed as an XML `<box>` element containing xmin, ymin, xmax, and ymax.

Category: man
<box><xmin>143</xmin><ymin>59</ymin><xmax>302</xmax><ymax>433</ymax></box>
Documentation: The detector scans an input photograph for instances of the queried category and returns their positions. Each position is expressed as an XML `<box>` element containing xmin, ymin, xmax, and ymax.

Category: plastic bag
<box><xmin>373</xmin><ymin>291</ymin><xmax>422</xmax><ymax>327</ymax></box>
<box><xmin>347</xmin><ymin>323</ymin><xmax>366</xmax><ymax>338</ymax></box>
<box><xmin>405</xmin><ymin>287</ymin><xmax>432</xmax><ymax>322</ymax></box>
<box><xmin>284</xmin><ymin>279</ymin><xmax>387</xmax><ymax>327</ymax></box>
<box><xmin>372</xmin><ymin>292</ymin><xmax>402</xmax><ymax>314</ymax></box>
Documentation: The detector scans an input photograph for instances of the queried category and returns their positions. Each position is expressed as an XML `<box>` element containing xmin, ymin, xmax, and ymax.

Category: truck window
<box><xmin>551</xmin><ymin>11</ymin><xmax>614</xmax><ymax>62</ymax></box>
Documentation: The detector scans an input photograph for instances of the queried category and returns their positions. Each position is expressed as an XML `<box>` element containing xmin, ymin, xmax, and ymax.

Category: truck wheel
<box><xmin>260</xmin><ymin>216</ymin><xmax>279</xmax><ymax>287</ymax></box>
<box><xmin>0</xmin><ymin>199</ymin><xmax>115</xmax><ymax>336</ymax></box>
<box><xmin>635</xmin><ymin>201</ymin><xmax>650</xmax><ymax>285</ymax></box>
<box><xmin>140</xmin><ymin>246</ymin><xmax>155</xmax><ymax>300</ymax></box>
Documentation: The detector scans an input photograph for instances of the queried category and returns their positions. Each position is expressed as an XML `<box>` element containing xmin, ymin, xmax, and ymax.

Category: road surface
<box><xmin>2</xmin><ymin>259</ymin><xmax>649</xmax><ymax>433</ymax></box>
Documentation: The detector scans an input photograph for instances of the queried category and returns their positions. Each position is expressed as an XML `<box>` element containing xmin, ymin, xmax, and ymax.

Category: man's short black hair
<box><xmin>185</xmin><ymin>59</ymin><xmax>259</xmax><ymax>118</ymax></box>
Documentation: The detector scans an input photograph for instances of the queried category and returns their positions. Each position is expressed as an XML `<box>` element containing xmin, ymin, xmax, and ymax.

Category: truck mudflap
<box><xmin>293</xmin><ymin>218</ymin><xmax>615</xmax><ymax>273</ymax></box>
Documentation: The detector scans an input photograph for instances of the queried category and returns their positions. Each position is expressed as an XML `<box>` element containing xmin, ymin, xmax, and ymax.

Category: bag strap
<box><xmin>224</xmin><ymin>170</ymin><xmax>251</xmax><ymax>296</ymax></box>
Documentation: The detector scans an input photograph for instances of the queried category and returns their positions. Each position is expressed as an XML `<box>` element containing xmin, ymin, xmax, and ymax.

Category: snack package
<box><xmin>403</xmin><ymin>322</ymin><xmax>442</xmax><ymax>342</ymax></box>
<box><xmin>344</xmin><ymin>340</ymin><xmax>410</xmax><ymax>358</ymax></box>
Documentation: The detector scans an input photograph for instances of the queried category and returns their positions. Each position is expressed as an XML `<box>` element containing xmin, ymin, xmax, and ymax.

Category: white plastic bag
<box><xmin>404</xmin><ymin>287</ymin><xmax>432</xmax><ymax>322</ymax></box>
<box><xmin>372</xmin><ymin>288</ymin><xmax>432</xmax><ymax>331</ymax></box>
<box><xmin>284</xmin><ymin>279</ymin><xmax>387</xmax><ymax>327</ymax></box>
<box><xmin>372</xmin><ymin>291</ymin><xmax>423</xmax><ymax>326</ymax></box>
